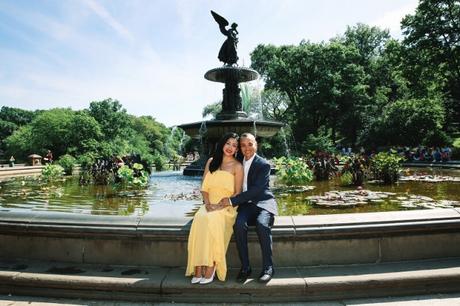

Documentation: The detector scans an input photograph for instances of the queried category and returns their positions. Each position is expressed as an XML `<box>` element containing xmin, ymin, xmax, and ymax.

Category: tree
<box><xmin>401</xmin><ymin>0</ymin><xmax>460</xmax><ymax>130</ymax></box>
<box><xmin>88</xmin><ymin>98</ymin><xmax>130</xmax><ymax>139</ymax></box>
<box><xmin>5</xmin><ymin>108</ymin><xmax>103</xmax><ymax>160</ymax></box>
<box><xmin>130</xmin><ymin>115</ymin><xmax>171</xmax><ymax>155</ymax></box>
<box><xmin>0</xmin><ymin>107</ymin><xmax>38</xmax><ymax>157</ymax></box>
<box><xmin>261</xmin><ymin>89</ymin><xmax>289</xmax><ymax>121</ymax></box>
<box><xmin>202</xmin><ymin>101</ymin><xmax>222</xmax><ymax>119</ymax></box>
<box><xmin>251</xmin><ymin>40</ymin><xmax>369</xmax><ymax>147</ymax></box>
<box><xmin>367</xmin><ymin>98</ymin><xmax>447</xmax><ymax>147</ymax></box>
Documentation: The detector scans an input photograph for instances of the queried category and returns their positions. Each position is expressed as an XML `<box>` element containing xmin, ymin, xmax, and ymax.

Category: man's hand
<box><xmin>205</xmin><ymin>203</ymin><xmax>215</xmax><ymax>212</ymax></box>
<box><xmin>205</xmin><ymin>201</ymin><xmax>230</xmax><ymax>213</ymax></box>
<box><xmin>219</xmin><ymin>197</ymin><xmax>231</xmax><ymax>207</ymax></box>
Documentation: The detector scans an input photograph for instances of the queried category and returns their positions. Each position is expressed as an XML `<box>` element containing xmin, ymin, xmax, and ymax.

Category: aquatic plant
<box><xmin>340</xmin><ymin>155</ymin><xmax>368</xmax><ymax>186</ymax></box>
<box><xmin>339</xmin><ymin>171</ymin><xmax>354</xmax><ymax>186</ymax></box>
<box><xmin>273</xmin><ymin>157</ymin><xmax>313</xmax><ymax>186</ymax></box>
<box><xmin>41</xmin><ymin>164</ymin><xmax>64</xmax><ymax>180</ymax></box>
<box><xmin>370</xmin><ymin>152</ymin><xmax>404</xmax><ymax>184</ymax></box>
<box><xmin>118</xmin><ymin>163</ymin><xmax>148</xmax><ymax>187</ymax></box>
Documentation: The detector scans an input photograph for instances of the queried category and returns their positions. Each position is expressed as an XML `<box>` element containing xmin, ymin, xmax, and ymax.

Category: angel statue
<box><xmin>211</xmin><ymin>10</ymin><xmax>239</xmax><ymax>66</ymax></box>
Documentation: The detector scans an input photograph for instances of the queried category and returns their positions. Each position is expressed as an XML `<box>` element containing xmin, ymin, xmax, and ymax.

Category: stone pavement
<box><xmin>1</xmin><ymin>258</ymin><xmax>460</xmax><ymax>304</ymax></box>
<box><xmin>1</xmin><ymin>293</ymin><xmax>460</xmax><ymax>305</ymax></box>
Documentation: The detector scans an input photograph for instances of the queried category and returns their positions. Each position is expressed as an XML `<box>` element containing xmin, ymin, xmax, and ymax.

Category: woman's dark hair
<box><xmin>209</xmin><ymin>132</ymin><xmax>239</xmax><ymax>173</ymax></box>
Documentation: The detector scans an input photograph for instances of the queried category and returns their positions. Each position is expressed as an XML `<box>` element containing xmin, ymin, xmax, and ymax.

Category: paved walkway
<box><xmin>1</xmin><ymin>293</ymin><xmax>460</xmax><ymax>305</ymax></box>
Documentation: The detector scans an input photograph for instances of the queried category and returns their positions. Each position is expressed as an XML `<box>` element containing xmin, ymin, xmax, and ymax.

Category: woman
<box><xmin>186</xmin><ymin>132</ymin><xmax>243</xmax><ymax>284</ymax></box>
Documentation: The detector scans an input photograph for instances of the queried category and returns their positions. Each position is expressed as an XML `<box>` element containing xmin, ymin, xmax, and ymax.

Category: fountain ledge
<box><xmin>1</xmin><ymin>208</ymin><xmax>460</xmax><ymax>267</ymax></box>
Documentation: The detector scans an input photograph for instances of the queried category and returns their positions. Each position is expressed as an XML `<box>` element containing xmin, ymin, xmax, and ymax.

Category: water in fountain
<box><xmin>164</xmin><ymin>126</ymin><xmax>178</xmax><ymax>157</ymax></box>
<box><xmin>176</xmin><ymin>128</ymin><xmax>187</xmax><ymax>155</ymax></box>
<box><xmin>280</xmin><ymin>127</ymin><xmax>290</xmax><ymax>157</ymax></box>
<box><xmin>198</xmin><ymin>121</ymin><xmax>207</xmax><ymax>145</ymax></box>
<box><xmin>242</xmin><ymin>82</ymin><xmax>264</xmax><ymax>120</ymax></box>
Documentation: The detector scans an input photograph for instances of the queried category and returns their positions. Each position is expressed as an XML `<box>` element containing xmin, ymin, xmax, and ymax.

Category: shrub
<box><xmin>370</xmin><ymin>152</ymin><xmax>404</xmax><ymax>184</ymax></box>
<box><xmin>42</xmin><ymin>164</ymin><xmax>64</xmax><ymax>180</ymax></box>
<box><xmin>58</xmin><ymin>154</ymin><xmax>76</xmax><ymax>175</ymax></box>
<box><xmin>273</xmin><ymin>157</ymin><xmax>313</xmax><ymax>186</ymax></box>
<box><xmin>77</xmin><ymin>152</ymin><xmax>96</xmax><ymax>171</ymax></box>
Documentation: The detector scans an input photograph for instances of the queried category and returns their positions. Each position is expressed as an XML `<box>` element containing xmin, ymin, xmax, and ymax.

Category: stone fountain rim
<box><xmin>1</xmin><ymin>208</ymin><xmax>459</xmax><ymax>239</ymax></box>
<box><xmin>178</xmin><ymin>119</ymin><xmax>284</xmax><ymax>129</ymax></box>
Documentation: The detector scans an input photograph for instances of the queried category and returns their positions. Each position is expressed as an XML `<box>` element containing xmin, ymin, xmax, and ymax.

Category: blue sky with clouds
<box><xmin>0</xmin><ymin>0</ymin><xmax>418</xmax><ymax>127</ymax></box>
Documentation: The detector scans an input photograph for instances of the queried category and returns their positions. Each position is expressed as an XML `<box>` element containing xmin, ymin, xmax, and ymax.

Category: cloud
<box><xmin>81</xmin><ymin>0</ymin><xmax>134</xmax><ymax>41</ymax></box>
<box><xmin>371</xmin><ymin>1</ymin><xmax>418</xmax><ymax>37</ymax></box>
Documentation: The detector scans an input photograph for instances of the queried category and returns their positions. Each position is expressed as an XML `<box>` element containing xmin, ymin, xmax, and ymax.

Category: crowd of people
<box><xmin>336</xmin><ymin>145</ymin><xmax>454</xmax><ymax>163</ymax></box>
<box><xmin>396</xmin><ymin>146</ymin><xmax>453</xmax><ymax>162</ymax></box>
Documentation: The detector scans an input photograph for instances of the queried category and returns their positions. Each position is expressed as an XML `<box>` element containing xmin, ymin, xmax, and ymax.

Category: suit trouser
<box><xmin>233</xmin><ymin>204</ymin><xmax>275</xmax><ymax>271</ymax></box>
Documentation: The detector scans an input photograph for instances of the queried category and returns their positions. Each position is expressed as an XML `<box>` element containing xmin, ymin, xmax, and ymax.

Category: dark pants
<box><xmin>233</xmin><ymin>204</ymin><xmax>275</xmax><ymax>271</ymax></box>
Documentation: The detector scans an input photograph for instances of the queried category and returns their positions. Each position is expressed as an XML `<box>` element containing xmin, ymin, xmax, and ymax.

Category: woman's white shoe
<box><xmin>191</xmin><ymin>276</ymin><xmax>202</xmax><ymax>284</ymax></box>
<box><xmin>200</xmin><ymin>267</ymin><xmax>216</xmax><ymax>285</ymax></box>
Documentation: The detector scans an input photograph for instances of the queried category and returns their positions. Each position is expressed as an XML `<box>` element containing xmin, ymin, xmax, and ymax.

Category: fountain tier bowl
<box><xmin>178</xmin><ymin>119</ymin><xmax>283</xmax><ymax>140</ymax></box>
<box><xmin>204</xmin><ymin>66</ymin><xmax>259</xmax><ymax>83</ymax></box>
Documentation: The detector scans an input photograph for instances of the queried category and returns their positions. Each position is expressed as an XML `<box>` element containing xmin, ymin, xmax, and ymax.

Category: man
<box><xmin>220</xmin><ymin>133</ymin><xmax>278</xmax><ymax>283</ymax></box>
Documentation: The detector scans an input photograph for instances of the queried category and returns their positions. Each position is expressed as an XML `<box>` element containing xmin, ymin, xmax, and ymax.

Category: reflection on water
<box><xmin>0</xmin><ymin>172</ymin><xmax>203</xmax><ymax>217</ymax></box>
<box><xmin>0</xmin><ymin>168</ymin><xmax>459</xmax><ymax>217</ymax></box>
<box><xmin>275</xmin><ymin>168</ymin><xmax>460</xmax><ymax>215</ymax></box>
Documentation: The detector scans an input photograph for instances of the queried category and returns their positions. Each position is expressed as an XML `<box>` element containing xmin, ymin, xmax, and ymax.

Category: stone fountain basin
<box><xmin>1</xmin><ymin>208</ymin><xmax>460</xmax><ymax>267</ymax></box>
<box><xmin>179</xmin><ymin>119</ymin><xmax>283</xmax><ymax>139</ymax></box>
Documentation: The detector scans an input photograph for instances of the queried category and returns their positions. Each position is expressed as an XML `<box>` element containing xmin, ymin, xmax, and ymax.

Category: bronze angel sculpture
<box><xmin>211</xmin><ymin>10</ymin><xmax>239</xmax><ymax>66</ymax></box>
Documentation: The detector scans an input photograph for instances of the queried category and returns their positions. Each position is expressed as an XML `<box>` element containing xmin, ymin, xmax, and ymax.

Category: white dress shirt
<box><xmin>242</xmin><ymin>154</ymin><xmax>255</xmax><ymax>192</ymax></box>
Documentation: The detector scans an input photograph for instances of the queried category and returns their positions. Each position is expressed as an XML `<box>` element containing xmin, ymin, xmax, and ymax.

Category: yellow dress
<box><xmin>186</xmin><ymin>170</ymin><xmax>237</xmax><ymax>281</ymax></box>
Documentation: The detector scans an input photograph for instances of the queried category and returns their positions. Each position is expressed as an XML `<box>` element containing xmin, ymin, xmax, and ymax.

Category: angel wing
<box><xmin>211</xmin><ymin>10</ymin><xmax>229</xmax><ymax>35</ymax></box>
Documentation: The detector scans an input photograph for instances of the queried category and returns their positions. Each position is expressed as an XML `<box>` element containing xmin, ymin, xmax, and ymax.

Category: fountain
<box><xmin>1</xmin><ymin>10</ymin><xmax>460</xmax><ymax>303</ymax></box>
<box><xmin>178</xmin><ymin>11</ymin><xmax>283</xmax><ymax>175</ymax></box>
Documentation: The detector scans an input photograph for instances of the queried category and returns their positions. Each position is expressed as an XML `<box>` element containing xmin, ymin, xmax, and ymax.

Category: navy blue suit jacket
<box><xmin>230</xmin><ymin>154</ymin><xmax>275</xmax><ymax>206</ymax></box>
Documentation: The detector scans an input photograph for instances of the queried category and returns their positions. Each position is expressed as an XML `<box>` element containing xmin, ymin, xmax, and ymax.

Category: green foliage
<box><xmin>3</xmin><ymin>125</ymin><xmax>34</xmax><ymax>160</ymax></box>
<box><xmin>202</xmin><ymin>101</ymin><xmax>222</xmax><ymax>119</ymax></box>
<box><xmin>251</xmin><ymin>38</ymin><xmax>370</xmax><ymax>148</ymax></box>
<box><xmin>153</xmin><ymin>154</ymin><xmax>167</xmax><ymax>171</ymax></box>
<box><xmin>42</xmin><ymin>164</ymin><xmax>64</xmax><ymax>180</ymax></box>
<box><xmin>261</xmin><ymin>89</ymin><xmax>289</xmax><ymax>121</ymax></box>
<box><xmin>4</xmin><ymin>108</ymin><xmax>102</xmax><ymax>160</ymax></box>
<box><xmin>251</xmin><ymin>12</ymin><xmax>459</xmax><ymax>152</ymax></box>
<box><xmin>273</xmin><ymin>157</ymin><xmax>313</xmax><ymax>186</ymax></box>
<box><xmin>365</xmin><ymin>98</ymin><xmax>446</xmax><ymax>147</ymax></box>
<box><xmin>401</xmin><ymin>0</ymin><xmax>460</xmax><ymax>128</ymax></box>
<box><xmin>370</xmin><ymin>152</ymin><xmax>404</xmax><ymax>184</ymax></box>
<box><xmin>130</xmin><ymin>115</ymin><xmax>171</xmax><ymax>155</ymax></box>
<box><xmin>117</xmin><ymin>163</ymin><xmax>149</xmax><ymax>187</ymax></box>
<box><xmin>58</xmin><ymin>154</ymin><xmax>76</xmax><ymax>175</ymax></box>
<box><xmin>88</xmin><ymin>98</ymin><xmax>130</xmax><ymax>139</ymax></box>
<box><xmin>340</xmin><ymin>171</ymin><xmax>353</xmax><ymax>186</ymax></box>
<box><xmin>77</xmin><ymin>152</ymin><xmax>97</xmax><ymax>171</ymax></box>
<box><xmin>301</xmin><ymin>132</ymin><xmax>336</xmax><ymax>153</ymax></box>
<box><xmin>453</xmin><ymin>138</ymin><xmax>460</xmax><ymax>149</ymax></box>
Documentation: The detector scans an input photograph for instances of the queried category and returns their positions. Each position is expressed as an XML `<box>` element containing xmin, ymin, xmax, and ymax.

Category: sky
<box><xmin>0</xmin><ymin>0</ymin><xmax>419</xmax><ymax>127</ymax></box>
